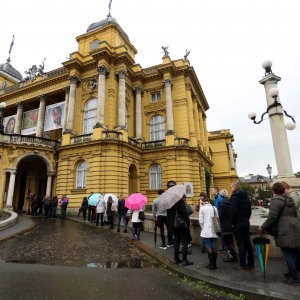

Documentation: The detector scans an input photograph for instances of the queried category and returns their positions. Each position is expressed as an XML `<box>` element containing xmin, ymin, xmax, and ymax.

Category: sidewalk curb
<box><xmin>67</xmin><ymin>217</ymin><xmax>286</xmax><ymax>300</ymax></box>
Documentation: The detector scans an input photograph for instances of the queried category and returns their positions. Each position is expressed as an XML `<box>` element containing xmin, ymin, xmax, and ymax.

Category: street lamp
<box><xmin>266</xmin><ymin>164</ymin><xmax>272</xmax><ymax>180</ymax></box>
<box><xmin>248</xmin><ymin>61</ymin><xmax>296</xmax><ymax>179</ymax></box>
<box><xmin>0</xmin><ymin>102</ymin><xmax>7</xmax><ymax>134</ymax></box>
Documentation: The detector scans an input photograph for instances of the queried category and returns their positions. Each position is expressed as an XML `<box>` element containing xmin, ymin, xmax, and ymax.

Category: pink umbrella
<box><xmin>125</xmin><ymin>193</ymin><xmax>147</xmax><ymax>211</ymax></box>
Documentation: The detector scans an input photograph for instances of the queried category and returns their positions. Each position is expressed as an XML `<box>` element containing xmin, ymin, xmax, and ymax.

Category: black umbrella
<box><xmin>154</xmin><ymin>220</ymin><xmax>159</xmax><ymax>247</ymax></box>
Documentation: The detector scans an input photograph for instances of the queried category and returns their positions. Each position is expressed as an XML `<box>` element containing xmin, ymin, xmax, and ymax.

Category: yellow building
<box><xmin>208</xmin><ymin>130</ymin><xmax>238</xmax><ymax>192</ymax></box>
<box><xmin>0</xmin><ymin>14</ymin><xmax>237</xmax><ymax>212</ymax></box>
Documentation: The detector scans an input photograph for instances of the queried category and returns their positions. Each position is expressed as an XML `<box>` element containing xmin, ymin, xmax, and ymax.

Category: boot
<box><xmin>206</xmin><ymin>252</ymin><xmax>216</xmax><ymax>270</ymax></box>
<box><xmin>213</xmin><ymin>251</ymin><xmax>218</xmax><ymax>269</ymax></box>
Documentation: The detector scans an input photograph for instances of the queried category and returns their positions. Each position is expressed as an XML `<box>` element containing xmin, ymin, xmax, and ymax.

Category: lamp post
<box><xmin>0</xmin><ymin>102</ymin><xmax>7</xmax><ymax>134</ymax></box>
<box><xmin>248</xmin><ymin>61</ymin><xmax>296</xmax><ymax>181</ymax></box>
<box><xmin>266</xmin><ymin>164</ymin><xmax>272</xmax><ymax>180</ymax></box>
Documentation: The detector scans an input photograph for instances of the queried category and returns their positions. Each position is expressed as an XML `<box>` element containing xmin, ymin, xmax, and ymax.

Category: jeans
<box><xmin>96</xmin><ymin>213</ymin><xmax>104</xmax><ymax>226</ymax></box>
<box><xmin>282</xmin><ymin>247</ymin><xmax>299</xmax><ymax>280</ymax></box>
<box><xmin>223</xmin><ymin>233</ymin><xmax>237</xmax><ymax>259</ymax></box>
<box><xmin>117</xmin><ymin>213</ymin><xmax>127</xmax><ymax>230</ymax></box>
<box><xmin>50</xmin><ymin>207</ymin><xmax>57</xmax><ymax>218</ymax></box>
<box><xmin>157</xmin><ymin>215</ymin><xmax>172</xmax><ymax>245</ymax></box>
<box><xmin>203</xmin><ymin>238</ymin><xmax>217</xmax><ymax>250</ymax></box>
<box><xmin>233</xmin><ymin>226</ymin><xmax>254</xmax><ymax>268</ymax></box>
<box><xmin>61</xmin><ymin>207</ymin><xmax>67</xmax><ymax>219</ymax></box>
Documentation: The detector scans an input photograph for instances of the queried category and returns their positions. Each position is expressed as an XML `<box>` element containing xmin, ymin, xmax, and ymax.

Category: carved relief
<box><xmin>82</xmin><ymin>78</ymin><xmax>98</xmax><ymax>94</ymax></box>
<box><xmin>144</xmin><ymin>101</ymin><xmax>166</xmax><ymax>115</ymax></box>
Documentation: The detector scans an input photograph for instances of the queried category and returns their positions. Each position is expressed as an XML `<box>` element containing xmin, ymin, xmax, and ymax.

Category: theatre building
<box><xmin>0</xmin><ymin>13</ymin><xmax>237</xmax><ymax>212</ymax></box>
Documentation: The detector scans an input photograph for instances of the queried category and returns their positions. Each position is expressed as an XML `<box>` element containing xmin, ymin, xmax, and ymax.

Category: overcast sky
<box><xmin>1</xmin><ymin>0</ymin><xmax>299</xmax><ymax>177</ymax></box>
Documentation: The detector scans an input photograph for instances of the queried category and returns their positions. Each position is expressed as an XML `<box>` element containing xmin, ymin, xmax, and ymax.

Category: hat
<box><xmin>167</xmin><ymin>180</ymin><xmax>176</xmax><ymax>189</ymax></box>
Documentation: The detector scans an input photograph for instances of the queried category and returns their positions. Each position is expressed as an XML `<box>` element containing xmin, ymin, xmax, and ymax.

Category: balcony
<box><xmin>0</xmin><ymin>134</ymin><xmax>60</xmax><ymax>149</ymax></box>
<box><xmin>141</xmin><ymin>140</ymin><xmax>166</xmax><ymax>149</ymax></box>
<box><xmin>71</xmin><ymin>134</ymin><xmax>92</xmax><ymax>144</ymax></box>
<box><xmin>102</xmin><ymin>130</ymin><xmax>122</xmax><ymax>141</ymax></box>
<box><xmin>175</xmin><ymin>138</ymin><xmax>190</xmax><ymax>146</ymax></box>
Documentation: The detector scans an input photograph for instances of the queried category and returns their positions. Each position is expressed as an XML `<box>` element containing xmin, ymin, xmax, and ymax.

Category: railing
<box><xmin>71</xmin><ymin>134</ymin><xmax>92</xmax><ymax>144</ymax></box>
<box><xmin>1</xmin><ymin>134</ymin><xmax>60</xmax><ymax>148</ymax></box>
<box><xmin>128</xmin><ymin>137</ymin><xmax>141</xmax><ymax>148</ymax></box>
<box><xmin>102</xmin><ymin>130</ymin><xmax>122</xmax><ymax>141</ymax></box>
<box><xmin>141</xmin><ymin>140</ymin><xmax>166</xmax><ymax>149</ymax></box>
<box><xmin>175</xmin><ymin>138</ymin><xmax>190</xmax><ymax>146</ymax></box>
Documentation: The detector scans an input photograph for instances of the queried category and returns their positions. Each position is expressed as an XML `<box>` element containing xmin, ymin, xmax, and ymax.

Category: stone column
<box><xmin>6</xmin><ymin>170</ymin><xmax>16</xmax><ymax>209</ymax></box>
<box><xmin>193</xmin><ymin>101</ymin><xmax>201</xmax><ymax>142</ymax></box>
<box><xmin>96</xmin><ymin>66</ymin><xmax>109</xmax><ymax>127</ymax></box>
<box><xmin>227</xmin><ymin>142</ymin><xmax>235</xmax><ymax>169</ymax></box>
<box><xmin>46</xmin><ymin>174</ymin><xmax>52</xmax><ymax>196</ymax></box>
<box><xmin>62</xmin><ymin>87</ymin><xmax>69</xmax><ymax>132</ymax></box>
<box><xmin>66</xmin><ymin>76</ymin><xmax>79</xmax><ymax>133</ymax></box>
<box><xmin>203</xmin><ymin>116</ymin><xmax>209</xmax><ymax>151</ymax></box>
<box><xmin>134</xmin><ymin>87</ymin><xmax>143</xmax><ymax>138</ymax></box>
<box><xmin>117</xmin><ymin>70</ymin><xmax>127</xmax><ymax>129</ymax></box>
<box><xmin>15</xmin><ymin>102</ymin><xmax>23</xmax><ymax>134</ymax></box>
<box><xmin>36</xmin><ymin>95</ymin><xmax>46</xmax><ymax>137</ymax></box>
<box><xmin>164</xmin><ymin>78</ymin><xmax>174</xmax><ymax>135</ymax></box>
<box><xmin>198</xmin><ymin>111</ymin><xmax>205</xmax><ymax>148</ymax></box>
<box><xmin>259</xmin><ymin>74</ymin><xmax>294</xmax><ymax>177</ymax></box>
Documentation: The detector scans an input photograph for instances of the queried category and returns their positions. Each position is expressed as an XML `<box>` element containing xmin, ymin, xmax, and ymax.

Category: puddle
<box><xmin>86</xmin><ymin>259</ymin><xmax>153</xmax><ymax>269</ymax></box>
<box><xmin>6</xmin><ymin>259</ymin><xmax>38</xmax><ymax>264</ymax></box>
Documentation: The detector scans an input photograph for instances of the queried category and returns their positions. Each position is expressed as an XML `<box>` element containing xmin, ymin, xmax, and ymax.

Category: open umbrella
<box><xmin>88</xmin><ymin>193</ymin><xmax>102</xmax><ymax>206</ymax></box>
<box><xmin>157</xmin><ymin>184</ymin><xmax>186</xmax><ymax>212</ymax></box>
<box><xmin>253</xmin><ymin>236</ymin><xmax>270</xmax><ymax>278</ymax></box>
<box><xmin>125</xmin><ymin>193</ymin><xmax>147</xmax><ymax>211</ymax></box>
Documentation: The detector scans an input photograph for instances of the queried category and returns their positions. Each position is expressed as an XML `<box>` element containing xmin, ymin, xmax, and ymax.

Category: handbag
<box><xmin>173</xmin><ymin>211</ymin><xmax>187</xmax><ymax>229</ymax></box>
<box><xmin>186</xmin><ymin>205</ymin><xmax>194</xmax><ymax>216</ymax></box>
<box><xmin>212</xmin><ymin>207</ymin><xmax>222</xmax><ymax>236</ymax></box>
<box><xmin>138</xmin><ymin>211</ymin><xmax>145</xmax><ymax>221</ymax></box>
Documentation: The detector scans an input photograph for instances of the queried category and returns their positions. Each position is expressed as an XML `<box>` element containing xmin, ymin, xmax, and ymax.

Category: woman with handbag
<box><xmin>199</xmin><ymin>196</ymin><xmax>219</xmax><ymax>270</ymax></box>
<box><xmin>259</xmin><ymin>182</ymin><xmax>300</xmax><ymax>284</ymax></box>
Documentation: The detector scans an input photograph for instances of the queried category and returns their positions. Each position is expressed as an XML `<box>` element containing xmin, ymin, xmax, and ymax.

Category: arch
<box><xmin>128</xmin><ymin>164</ymin><xmax>138</xmax><ymax>195</ymax></box>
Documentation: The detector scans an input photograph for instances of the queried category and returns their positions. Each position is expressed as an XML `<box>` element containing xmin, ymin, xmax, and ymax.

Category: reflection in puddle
<box><xmin>87</xmin><ymin>259</ymin><xmax>152</xmax><ymax>269</ymax></box>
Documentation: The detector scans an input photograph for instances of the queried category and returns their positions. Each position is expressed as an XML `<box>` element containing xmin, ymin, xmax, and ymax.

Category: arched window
<box><xmin>149</xmin><ymin>164</ymin><xmax>162</xmax><ymax>190</ymax></box>
<box><xmin>150</xmin><ymin>114</ymin><xmax>165</xmax><ymax>141</ymax></box>
<box><xmin>76</xmin><ymin>160</ymin><xmax>87</xmax><ymax>189</ymax></box>
<box><xmin>83</xmin><ymin>98</ymin><xmax>97</xmax><ymax>134</ymax></box>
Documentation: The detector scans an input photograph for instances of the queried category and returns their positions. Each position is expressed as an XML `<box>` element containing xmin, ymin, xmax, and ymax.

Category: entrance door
<box><xmin>128</xmin><ymin>164</ymin><xmax>138</xmax><ymax>195</ymax></box>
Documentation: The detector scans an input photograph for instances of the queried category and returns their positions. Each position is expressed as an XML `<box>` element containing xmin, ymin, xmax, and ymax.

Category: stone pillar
<box><xmin>227</xmin><ymin>142</ymin><xmax>235</xmax><ymax>169</ymax></box>
<box><xmin>193</xmin><ymin>101</ymin><xmax>201</xmax><ymax>142</ymax></box>
<box><xmin>134</xmin><ymin>87</ymin><xmax>143</xmax><ymax>138</ymax></box>
<box><xmin>117</xmin><ymin>70</ymin><xmax>127</xmax><ymax>129</ymax></box>
<box><xmin>62</xmin><ymin>87</ymin><xmax>69</xmax><ymax>132</ymax></box>
<box><xmin>46</xmin><ymin>174</ymin><xmax>53</xmax><ymax>196</ymax></box>
<box><xmin>6</xmin><ymin>170</ymin><xmax>16</xmax><ymax>209</ymax></box>
<box><xmin>186</xmin><ymin>85</ymin><xmax>197</xmax><ymax>146</ymax></box>
<box><xmin>97</xmin><ymin>66</ymin><xmax>109</xmax><ymax>127</ymax></box>
<box><xmin>198</xmin><ymin>111</ymin><xmax>205</xmax><ymax>148</ymax></box>
<box><xmin>66</xmin><ymin>76</ymin><xmax>79</xmax><ymax>133</ymax></box>
<box><xmin>36</xmin><ymin>95</ymin><xmax>46</xmax><ymax>137</ymax></box>
<box><xmin>164</xmin><ymin>78</ymin><xmax>174</xmax><ymax>135</ymax></box>
<box><xmin>203</xmin><ymin>116</ymin><xmax>209</xmax><ymax>151</ymax></box>
<box><xmin>259</xmin><ymin>74</ymin><xmax>294</xmax><ymax>177</ymax></box>
<box><xmin>15</xmin><ymin>102</ymin><xmax>23</xmax><ymax>134</ymax></box>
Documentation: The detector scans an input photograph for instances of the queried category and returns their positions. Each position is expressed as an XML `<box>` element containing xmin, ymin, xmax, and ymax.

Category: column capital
<box><xmin>97</xmin><ymin>65</ymin><xmax>109</xmax><ymax>75</ymax></box>
<box><xmin>132</xmin><ymin>86</ymin><xmax>143</xmax><ymax>94</ymax></box>
<box><xmin>69</xmin><ymin>75</ymin><xmax>80</xmax><ymax>84</ymax></box>
<box><xmin>163</xmin><ymin>78</ymin><xmax>173</xmax><ymax>87</ymax></box>
<box><xmin>39</xmin><ymin>94</ymin><xmax>46</xmax><ymax>102</ymax></box>
<box><xmin>117</xmin><ymin>70</ymin><xmax>128</xmax><ymax>79</ymax></box>
<box><xmin>186</xmin><ymin>83</ymin><xmax>192</xmax><ymax>91</ymax></box>
<box><xmin>16</xmin><ymin>101</ymin><xmax>23</xmax><ymax>108</ymax></box>
<box><xmin>64</xmin><ymin>86</ymin><xmax>70</xmax><ymax>93</ymax></box>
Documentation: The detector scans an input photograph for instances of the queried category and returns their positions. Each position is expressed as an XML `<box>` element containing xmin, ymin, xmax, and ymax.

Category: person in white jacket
<box><xmin>96</xmin><ymin>195</ymin><xmax>106</xmax><ymax>226</ymax></box>
<box><xmin>199</xmin><ymin>196</ymin><xmax>219</xmax><ymax>270</ymax></box>
<box><xmin>129</xmin><ymin>207</ymin><xmax>144</xmax><ymax>240</ymax></box>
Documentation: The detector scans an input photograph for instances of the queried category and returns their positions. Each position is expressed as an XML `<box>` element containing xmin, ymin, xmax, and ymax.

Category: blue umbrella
<box><xmin>88</xmin><ymin>193</ymin><xmax>102</xmax><ymax>206</ymax></box>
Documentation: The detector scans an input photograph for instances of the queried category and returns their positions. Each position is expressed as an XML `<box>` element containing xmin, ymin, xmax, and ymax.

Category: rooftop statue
<box><xmin>184</xmin><ymin>49</ymin><xmax>190</xmax><ymax>60</ymax></box>
<box><xmin>24</xmin><ymin>58</ymin><xmax>46</xmax><ymax>82</ymax></box>
<box><xmin>162</xmin><ymin>46</ymin><xmax>169</xmax><ymax>56</ymax></box>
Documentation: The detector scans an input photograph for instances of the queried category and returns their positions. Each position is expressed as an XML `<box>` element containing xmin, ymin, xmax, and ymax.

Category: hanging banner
<box><xmin>43</xmin><ymin>101</ymin><xmax>65</xmax><ymax>132</ymax></box>
<box><xmin>21</xmin><ymin>108</ymin><xmax>38</xmax><ymax>135</ymax></box>
<box><xmin>3</xmin><ymin>114</ymin><xmax>17</xmax><ymax>134</ymax></box>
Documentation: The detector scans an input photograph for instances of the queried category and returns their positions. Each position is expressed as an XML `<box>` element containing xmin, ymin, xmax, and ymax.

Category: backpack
<box><xmin>138</xmin><ymin>211</ymin><xmax>145</xmax><ymax>221</ymax></box>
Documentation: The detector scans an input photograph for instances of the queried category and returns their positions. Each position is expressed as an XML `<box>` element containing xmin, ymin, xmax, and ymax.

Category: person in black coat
<box><xmin>218</xmin><ymin>189</ymin><xmax>238</xmax><ymax>262</ymax></box>
<box><xmin>230</xmin><ymin>182</ymin><xmax>254</xmax><ymax>270</ymax></box>
<box><xmin>167</xmin><ymin>180</ymin><xmax>193</xmax><ymax>266</ymax></box>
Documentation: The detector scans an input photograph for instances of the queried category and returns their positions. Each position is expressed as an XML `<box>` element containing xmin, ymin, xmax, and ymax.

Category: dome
<box><xmin>86</xmin><ymin>16</ymin><xmax>130</xmax><ymax>41</ymax></box>
<box><xmin>0</xmin><ymin>61</ymin><xmax>23</xmax><ymax>81</ymax></box>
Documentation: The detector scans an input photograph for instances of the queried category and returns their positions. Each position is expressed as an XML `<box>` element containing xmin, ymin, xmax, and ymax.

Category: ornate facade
<box><xmin>0</xmin><ymin>15</ymin><xmax>237</xmax><ymax>211</ymax></box>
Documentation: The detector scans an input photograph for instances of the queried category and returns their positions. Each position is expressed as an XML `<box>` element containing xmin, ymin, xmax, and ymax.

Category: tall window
<box><xmin>150</xmin><ymin>114</ymin><xmax>165</xmax><ymax>141</ymax></box>
<box><xmin>149</xmin><ymin>164</ymin><xmax>162</xmax><ymax>190</ymax></box>
<box><xmin>151</xmin><ymin>92</ymin><xmax>161</xmax><ymax>102</ymax></box>
<box><xmin>83</xmin><ymin>98</ymin><xmax>97</xmax><ymax>134</ymax></box>
<box><xmin>90</xmin><ymin>40</ymin><xmax>100</xmax><ymax>51</ymax></box>
<box><xmin>76</xmin><ymin>160</ymin><xmax>87</xmax><ymax>189</ymax></box>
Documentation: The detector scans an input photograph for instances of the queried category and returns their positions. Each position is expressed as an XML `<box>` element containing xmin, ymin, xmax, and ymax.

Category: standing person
<box><xmin>106</xmin><ymin>196</ymin><xmax>115</xmax><ymax>229</ymax></box>
<box><xmin>199</xmin><ymin>196</ymin><xmax>219</xmax><ymax>270</ymax></box>
<box><xmin>218</xmin><ymin>189</ymin><xmax>238</xmax><ymax>262</ymax></box>
<box><xmin>25</xmin><ymin>192</ymin><xmax>34</xmax><ymax>215</ymax></box>
<box><xmin>152</xmin><ymin>189</ymin><xmax>173</xmax><ymax>250</ymax></box>
<box><xmin>31</xmin><ymin>195</ymin><xmax>39</xmax><ymax>216</ymax></box>
<box><xmin>230</xmin><ymin>181</ymin><xmax>254</xmax><ymax>270</ymax></box>
<box><xmin>260</xmin><ymin>182</ymin><xmax>300</xmax><ymax>284</ymax></box>
<box><xmin>43</xmin><ymin>195</ymin><xmax>51</xmax><ymax>217</ymax></box>
<box><xmin>196</xmin><ymin>192</ymin><xmax>208</xmax><ymax>253</ymax></box>
<box><xmin>166</xmin><ymin>180</ymin><xmax>177</xmax><ymax>248</ymax></box>
<box><xmin>79</xmin><ymin>197</ymin><xmax>88</xmax><ymax>220</ymax></box>
<box><xmin>96</xmin><ymin>195</ymin><xmax>106</xmax><ymax>226</ymax></box>
<box><xmin>50</xmin><ymin>195</ymin><xmax>58</xmax><ymax>219</ymax></box>
<box><xmin>59</xmin><ymin>195</ymin><xmax>69</xmax><ymax>220</ymax></box>
<box><xmin>130</xmin><ymin>208</ymin><xmax>143</xmax><ymax>240</ymax></box>
<box><xmin>87</xmin><ymin>192</ymin><xmax>93</xmax><ymax>222</ymax></box>
<box><xmin>117</xmin><ymin>193</ymin><xmax>128</xmax><ymax>233</ymax></box>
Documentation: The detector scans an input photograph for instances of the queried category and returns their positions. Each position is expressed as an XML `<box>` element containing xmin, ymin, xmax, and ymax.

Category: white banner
<box><xmin>43</xmin><ymin>102</ymin><xmax>65</xmax><ymax>132</ymax></box>
<box><xmin>3</xmin><ymin>115</ymin><xmax>17</xmax><ymax>134</ymax></box>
